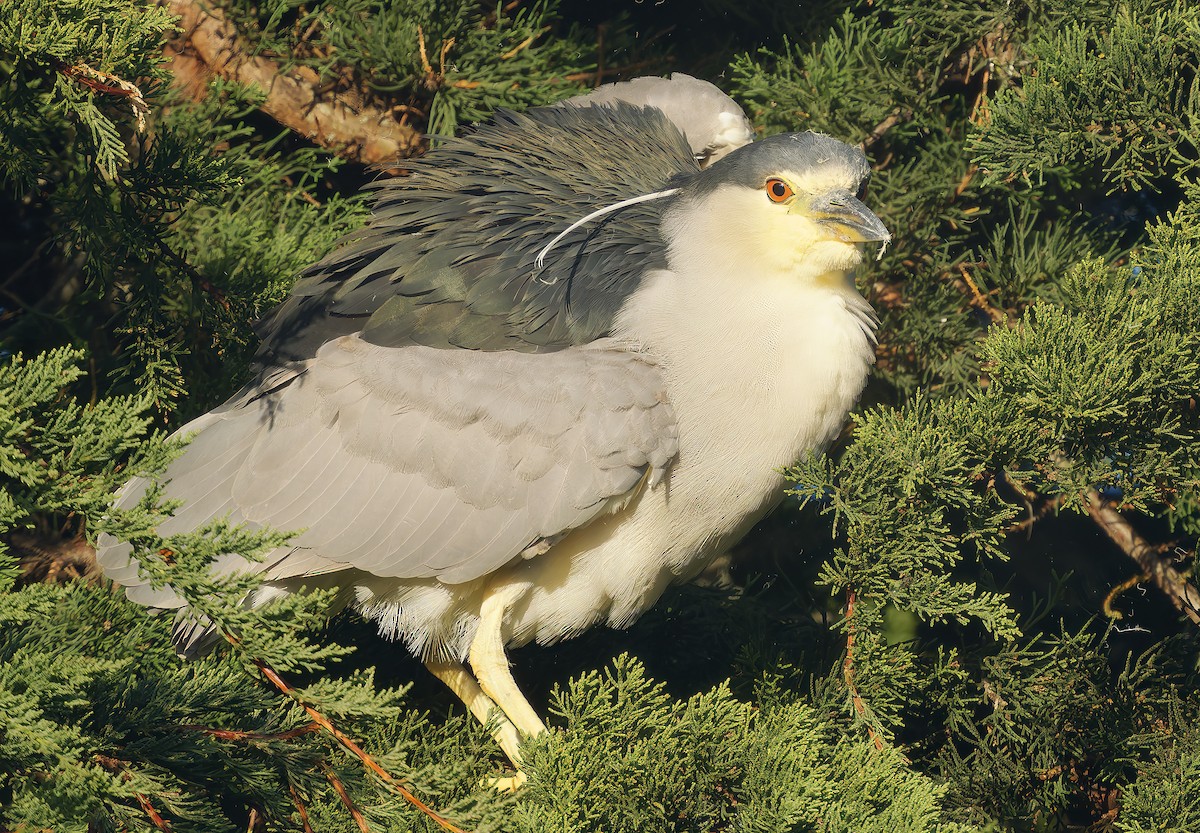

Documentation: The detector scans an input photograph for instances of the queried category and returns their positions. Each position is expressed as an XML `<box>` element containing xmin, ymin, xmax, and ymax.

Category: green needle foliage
<box><xmin>3</xmin><ymin>0</ymin><xmax>1200</xmax><ymax>830</ymax></box>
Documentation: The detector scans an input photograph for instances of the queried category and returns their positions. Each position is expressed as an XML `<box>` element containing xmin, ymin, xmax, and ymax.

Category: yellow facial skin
<box><xmin>662</xmin><ymin>170</ymin><xmax>890</xmax><ymax>285</ymax></box>
<box><xmin>770</xmin><ymin>173</ymin><xmax>890</xmax><ymax>245</ymax></box>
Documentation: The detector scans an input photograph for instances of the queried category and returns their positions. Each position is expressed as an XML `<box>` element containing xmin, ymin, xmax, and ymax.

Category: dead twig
<box><xmin>152</xmin><ymin>235</ymin><xmax>230</xmax><ymax>312</ymax></box>
<box><xmin>324</xmin><ymin>765</ymin><xmax>372</xmax><ymax>833</ymax></box>
<box><xmin>253</xmin><ymin>660</ymin><xmax>467</xmax><ymax>833</ymax></box>
<box><xmin>57</xmin><ymin>61</ymin><xmax>150</xmax><ymax>131</ymax></box>
<box><xmin>94</xmin><ymin>755</ymin><xmax>174</xmax><ymax>832</ymax></box>
<box><xmin>137</xmin><ymin>793</ymin><xmax>175</xmax><ymax>832</ymax></box>
<box><xmin>1102</xmin><ymin>571</ymin><xmax>1151</xmax><ymax>620</ymax></box>
<box><xmin>500</xmin><ymin>27</ymin><xmax>548</xmax><ymax>61</ymax></box>
<box><xmin>563</xmin><ymin>59</ymin><xmax>661</xmax><ymax>85</ymax></box>
<box><xmin>842</xmin><ymin>590</ymin><xmax>886</xmax><ymax>752</ymax></box>
<box><xmin>175</xmin><ymin>721</ymin><xmax>321</xmax><ymax>742</ymax></box>
<box><xmin>1085</xmin><ymin>490</ymin><xmax>1200</xmax><ymax>627</ymax></box>
<box><xmin>957</xmin><ymin>262</ymin><xmax>1005</xmax><ymax>323</ymax></box>
<box><xmin>290</xmin><ymin>783</ymin><xmax>316</xmax><ymax>833</ymax></box>
<box><xmin>859</xmin><ymin>108</ymin><xmax>911</xmax><ymax>151</ymax></box>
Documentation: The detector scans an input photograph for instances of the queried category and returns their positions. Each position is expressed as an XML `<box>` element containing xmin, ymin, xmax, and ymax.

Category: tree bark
<box><xmin>168</xmin><ymin>0</ymin><xmax>423</xmax><ymax>165</ymax></box>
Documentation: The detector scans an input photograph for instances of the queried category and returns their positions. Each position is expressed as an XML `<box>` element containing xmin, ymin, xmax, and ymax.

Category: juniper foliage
<box><xmin>2</xmin><ymin>0</ymin><xmax>1199</xmax><ymax>831</ymax></box>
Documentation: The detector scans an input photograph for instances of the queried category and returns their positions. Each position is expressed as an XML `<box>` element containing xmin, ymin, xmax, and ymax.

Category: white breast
<box><xmin>613</xmin><ymin>262</ymin><xmax>876</xmax><ymax>525</ymax></box>
<box><xmin>351</xmin><ymin>261</ymin><xmax>877</xmax><ymax>659</ymax></box>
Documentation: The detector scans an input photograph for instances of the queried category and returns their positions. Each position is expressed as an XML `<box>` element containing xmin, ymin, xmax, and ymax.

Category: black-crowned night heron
<box><xmin>99</xmin><ymin>75</ymin><xmax>889</xmax><ymax>780</ymax></box>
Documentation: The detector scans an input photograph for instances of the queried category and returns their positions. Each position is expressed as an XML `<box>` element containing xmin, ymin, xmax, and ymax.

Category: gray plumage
<box><xmin>684</xmin><ymin>132</ymin><xmax>870</xmax><ymax>199</ymax></box>
<box><xmin>559</xmin><ymin>73</ymin><xmax>754</xmax><ymax>164</ymax></box>
<box><xmin>98</xmin><ymin>75</ymin><xmax>888</xmax><ymax>776</ymax></box>
<box><xmin>101</xmin><ymin>336</ymin><xmax>676</xmax><ymax>619</ymax></box>
<box><xmin>256</xmin><ymin>104</ymin><xmax>697</xmax><ymax>368</ymax></box>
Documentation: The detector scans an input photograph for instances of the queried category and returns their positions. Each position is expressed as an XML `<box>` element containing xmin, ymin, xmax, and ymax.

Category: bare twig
<box><xmin>253</xmin><ymin>660</ymin><xmax>467</xmax><ymax>833</ymax></box>
<box><xmin>169</xmin><ymin>0</ymin><xmax>420</xmax><ymax>163</ymax></box>
<box><xmin>842</xmin><ymin>590</ymin><xmax>886</xmax><ymax>752</ymax></box>
<box><xmin>175</xmin><ymin>721</ymin><xmax>321</xmax><ymax>742</ymax></box>
<box><xmin>953</xmin><ymin>164</ymin><xmax>978</xmax><ymax>198</ymax></box>
<box><xmin>968</xmin><ymin>58</ymin><xmax>992</xmax><ymax>126</ymax></box>
<box><xmin>94</xmin><ymin>755</ymin><xmax>174</xmax><ymax>831</ymax></box>
<box><xmin>57</xmin><ymin>61</ymin><xmax>150</xmax><ymax>131</ymax></box>
<box><xmin>500</xmin><ymin>27</ymin><xmax>547</xmax><ymax>61</ymax></box>
<box><xmin>1085</xmin><ymin>490</ymin><xmax>1200</xmax><ymax>627</ymax></box>
<box><xmin>290</xmin><ymin>784</ymin><xmax>316</xmax><ymax>833</ymax></box>
<box><xmin>562</xmin><ymin>59</ymin><xmax>661</xmax><ymax>85</ymax></box>
<box><xmin>593</xmin><ymin>23</ymin><xmax>607</xmax><ymax>90</ymax></box>
<box><xmin>859</xmin><ymin>108</ymin><xmax>911</xmax><ymax>151</ymax></box>
<box><xmin>957</xmin><ymin>262</ymin><xmax>1005</xmax><ymax>323</ymax></box>
<box><xmin>324</xmin><ymin>765</ymin><xmax>372</xmax><ymax>833</ymax></box>
<box><xmin>137</xmin><ymin>793</ymin><xmax>175</xmax><ymax>832</ymax></box>
<box><xmin>152</xmin><ymin>236</ymin><xmax>230</xmax><ymax>312</ymax></box>
<box><xmin>1102</xmin><ymin>571</ymin><xmax>1151</xmax><ymax>621</ymax></box>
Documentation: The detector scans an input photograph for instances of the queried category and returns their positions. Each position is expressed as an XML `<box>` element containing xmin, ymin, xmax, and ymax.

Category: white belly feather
<box><xmin>348</xmin><ymin>262</ymin><xmax>876</xmax><ymax>659</ymax></box>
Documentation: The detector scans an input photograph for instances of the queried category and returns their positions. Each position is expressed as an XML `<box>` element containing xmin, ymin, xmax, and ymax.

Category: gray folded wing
<box><xmin>560</xmin><ymin>73</ymin><xmax>754</xmax><ymax>165</ymax></box>
<box><xmin>98</xmin><ymin>335</ymin><xmax>678</xmax><ymax>603</ymax></box>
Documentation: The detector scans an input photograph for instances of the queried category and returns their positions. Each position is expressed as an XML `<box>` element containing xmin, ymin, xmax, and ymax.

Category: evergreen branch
<box><xmin>168</xmin><ymin>0</ymin><xmax>421</xmax><ymax>164</ymax></box>
<box><xmin>1085</xmin><ymin>490</ymin><xmax>1200</xmax><ymax>627</ymax></box>
<box><xmin>252</xmin><ymin>659</ymin><xmax>468</xmax><ymax>833</ymax></box>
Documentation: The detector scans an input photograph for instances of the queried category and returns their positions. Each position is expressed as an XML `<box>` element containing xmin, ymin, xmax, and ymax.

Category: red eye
<box><xmin>766</xmin><ymin>178</ymin><xmax>793</xmax><ymax>203</ymax></box>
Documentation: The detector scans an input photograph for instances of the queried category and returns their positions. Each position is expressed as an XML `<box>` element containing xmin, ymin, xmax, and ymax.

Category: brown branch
<box><xmin>324</xmin><ymin>765</ymin><xmax>372</xmax><ymax>833</ymax></box>
<box><xmin>137</xmin><ymin>793</ymin><xmax>175</xmax><ymax>832</ymax></box>
<box><xmin>1102</xmin><ymin>571</ymin><xmax>1151</xmax><ymax>620</ymax></box>
<box><xmin>499</xmin><ymin>27</ymin><xmax>548</xmax><ymax>61</ymax></box>
<box><xmin>253</xmin><ymin>660</ymin><xmax>467</xmax><ymax>833</ymax></box>
<box><xmin>57</xmin><ymin>61</ymin><xmax>150</xmax><ymax>131</ymax></box>
<box><xmin>842</xmin><ymin>590</ymin><xmax>886</xmax><ymax>752</ymax></box>
<box><xmin>593</xmin><ymin>23</ymin><xmax>607</xmax><ymax>90</ymax></box>
<box><xmin>1085</xmin><ymin>490</ymin><xmax>1200</xmax><ymax>627</ymax></box>
<box><xmin>562</xmin><ymin>59</ymin><xmax>661</xmax><ymax>85</ymax></box>
<box><xmin>152</xmin><ymin>235</ymin><xmax>230</xmax><ymax>312</ymax></box>
<box><xmin>859</xmin><ymin>108</ymin><xmax>911</xmax><ymax>151</ymax></box>
<box><xmin>94</xmin><ymin>755</ymin><xmax>174</xmax><ymax>832</ymax></box>
<box><xmin>290</xmin><ymin>784</ymin><xmax>316</xmax><ymax>833</ymax></box>
<box><xmin>168</xmin><ymin>0</ymin><xmax>421</xmax><ymax>164</ymax></box>
<box><xmin>174</xmin><ymin>721</ymin><xmax>321</xmax><ymax>742</ymax></box>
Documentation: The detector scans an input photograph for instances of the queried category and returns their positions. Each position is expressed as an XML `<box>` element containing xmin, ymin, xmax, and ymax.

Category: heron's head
<box><xmin>663</xmin><ymin>132</ymin><xmax>889</xmax><ymax>283</ymax></box>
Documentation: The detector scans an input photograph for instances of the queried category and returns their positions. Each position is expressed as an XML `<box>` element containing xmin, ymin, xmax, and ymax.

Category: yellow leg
<box><xmin>469</xmin><ymin>585</ymin><xmax>548</xmax><ymax>740</ymax></box>
<box><xmin>424</xmin><ymin>659</ymin><xmax>524</xmax><ymax>768</ymax></box>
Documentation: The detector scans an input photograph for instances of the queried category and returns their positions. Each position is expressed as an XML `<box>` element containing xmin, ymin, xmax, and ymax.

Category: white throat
<box><xmin>613</xmin><ymin>258</ymin><xmax>877</xmax><ymax>485</ymax></box>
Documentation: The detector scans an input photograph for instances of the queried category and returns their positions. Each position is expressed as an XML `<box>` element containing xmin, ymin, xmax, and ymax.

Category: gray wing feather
<box><xmin>252</xmin><ymin>103</ymin><xmax>697</xmax><ymax>371</ymax></box>
<box><xmin>98</xmin><ymin>335</ymin><xmax>678</xmax><ymax>595</ymax></box>
<box><xmin>562</xmin><ymin>73</ymin><xmax>754</xmax><ymax>163</ymax></box>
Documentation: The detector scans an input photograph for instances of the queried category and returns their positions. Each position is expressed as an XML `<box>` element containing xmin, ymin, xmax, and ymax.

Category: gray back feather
<box><xmin>256</xmin><ymin>104</ymin><xmax>698</xmax><ymax>366</ymax></box>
